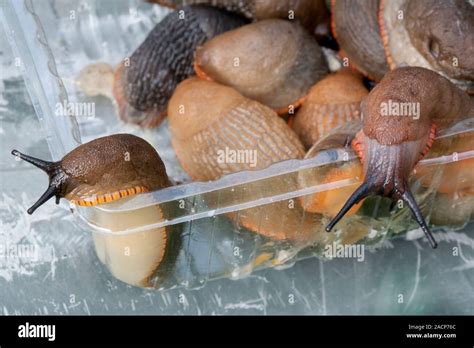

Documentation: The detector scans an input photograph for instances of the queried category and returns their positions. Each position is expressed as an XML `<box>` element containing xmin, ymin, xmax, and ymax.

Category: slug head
<box><xmin>11</xmin><ymin>150</ymin><xmax>69</xmax><ymax>215</ymax></box>
<box><xmin>325</xmin><ymin>128</ymin><xmax>438</xmax><ymax>249</ymax></box>
<box><xmin>12</xmin><ymin>134</ymin><xmax>170</xmax><ymax>215</ymax></box>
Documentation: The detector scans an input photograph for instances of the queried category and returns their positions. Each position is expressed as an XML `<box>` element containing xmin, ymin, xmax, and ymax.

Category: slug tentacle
<box><xmin>11</xmin><ymin>150</ymin><xmax>66</xmax><ymax>214</ymax></box>
<box><xmin>325</xmin><ymin>67</ymin><xmax>472</xmax><ymax>248</ymax></box>
<box><xmin>13</xmin><ymin>135</ymin><xmax>178</xmax><ymax>288</ymax></box>
<box><xmin>400</xmin><ymin>188</ymin><xmax>437</xmax><ymax>248</ymax></box>
<box><xmin>325</xmin><ymin>182</ymin><xmax>369</xmax><ymax>232</ymax></box>
<box><xmin>12</xmin><ymin>134</ymin><xmax>170</xmax><ymax>214</ymax></box>
<box><xmin>325</xmin><ymin>140</ymin><xmax>438</xmax><ymax>248</ymax></box>
<box><xmin>168</xmin><ymin>78</ymin><xmax>321</xmax><ymax>242</ymax></box>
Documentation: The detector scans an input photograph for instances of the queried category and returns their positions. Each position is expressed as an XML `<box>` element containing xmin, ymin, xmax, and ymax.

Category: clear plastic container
<box><xmin>2</xmin><ymin>0</ymin><xmax>473</xmax><ymax>289</ymax></box>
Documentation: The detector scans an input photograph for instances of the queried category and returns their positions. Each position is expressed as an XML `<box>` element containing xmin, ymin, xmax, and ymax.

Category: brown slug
<box><xmin>12</xmin><ymin>134</ymin><xmax>171</xmax><ymax>213</ymax></box>
<box><xmin>379</xmin><ymin>0</ymin><xmax>474</xmax><ymax>94</ymax></box>
<box><xmin>12</xmin><ymin>134</ymin><xmax>178</xmax><ymax>287</ymax></box>
<box><xmin>168</xmin><ymin>77</ymin><xmax>318</xmax><ymax>242</ymax></box>
<box><xmin>113</xmin><ymin>5</ymin><xmax>247</xmax><ymax>127</ymax></box>
<box><xmin>292</xmin><ymin>69</ymin><xmax>368</xmax><ymax>149</ymax></box>
<box><xmin>193</xmin><ymin>19</ymin><xmax>329</xmax><ymax>114</ymax></box>
<box><xmin>325</xmin><ymin>67</ymin><xmax>474</xmax><ymax>248</ymax></box>
<box><xmin>331</xmin><ymin>0</ymin><xmax>389</xmax><ymax>81</ymax></box>
<box><xmin>153</xmin><ymin>0</ymin><xmax>329</xmax><ymax>33</ymax></box>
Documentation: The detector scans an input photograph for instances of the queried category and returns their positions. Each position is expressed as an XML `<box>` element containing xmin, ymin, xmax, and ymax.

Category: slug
<box><xmin>167</xmin><ymin>77</ymin><xmax>319</xmax><ymax>242</ymax></box>
<box><xmin>153</xmin><ymin>0</ymin><xmax>329</xmax><ymax>33</ymax></box>
<box><xmin>292</xmin><ymin>69</ymin><xmax>368</xmax><ymax>149</ymax></box>
<box><xmin>325</xmin><ymin>67</ymin><xmax>474</xmax><ymax>248</ymax></box>
<box><xmin>331</xmin><ymin>0</ymin><xmax>389</xmax><ymax>81</ymax></box>
<box><xmin>113</xmin><ymin>5</ymin><xmax>247</xmax><ymax>127</ymax></box>
<box><xmin>77</xmin><ymin>62</ymin><xmax>115</xmax><ymax>99</ymax></box>
<box><xmin>298</xmin><ymin>121</ymin><xmax>365</xmax><ymax>218</ymax></box>
<box><xmin>12</xmin><ymin>134</ymin><xmax>177</xmax><ymax>287</ymax></box>
<box><xmin>193</xmin><ymin>19</ymin><xmax>329</xmax><ymax>114</ymax></box>
<box><xmin>379</xmin><ymin>0</ymin><xmax>474</xmax><ymax>94</ymax></box>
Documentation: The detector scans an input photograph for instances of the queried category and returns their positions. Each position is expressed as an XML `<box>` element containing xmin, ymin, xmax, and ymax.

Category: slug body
<box><xmin>168</xmin><ymin>78</ymin><xmax>318</xmax><ymax>242</ymax></box>
<box><xmin>12</xmin><ymin>134</ymin><xmax>177</xmax><ymax>287</ymax></box>
<box><xmin>113</xmin><ymin>5</ymin><xmax>246</xmax><ymax>127</ymax></box>
<box><xmin>298</xmin><ymin>121</ymin><xmax>365</xmax><ymax>217</ymax></box>
<box><xmin>292</xmin><ymin>69</ymin><xmax>368</xmax><ymax>149</ymax></box>
<box><xmin>331</xmin><ymin>0</ymin><xmax>389</xmax><ymax>81</ymax></box>
<box><xmin>379</xmin><ymin>0</ymin><xmax>474</xmax><ymax>93</ymax></box>
<box><xmin>326</xmin><ymin>67</ymin><xmax>473</xmax><ymax>248</ymax></box>
<box><xmin>12</xmin><ymin>134</ymin><xmax>170</xmax><ymax>213</ymax></box>
<box><xmin>194</xmin><ymin>19</ymin><xmax>328</xmax><ymax>113</ymax></box>
<box><xmin>168</xmin><ymin>78</ymin><xmax>305</xmax><ymax>178</ymax></box>
<box><xmin>155</xmin><ymin>0</ymin><xmax>329</xmax><ymax>33</ymax></box>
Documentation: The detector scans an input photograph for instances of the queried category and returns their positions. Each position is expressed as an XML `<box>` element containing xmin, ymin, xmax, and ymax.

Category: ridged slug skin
<box><xmin>194</xmin><ymin>19</ymin><xmax>328</xmax><ymax>113</ymax></box>
<box><xmin>168</xmin><ymin>78</ymin><xmax>305</xmax><ymax>178</ymax></box>
<box><xmin>292</xmin><ymin>69</ymin><xmax>368</xmax><ymax>149</ymax></box>
<box><xmin>91</xmin><ymin>203</ymin><xmax>174</xmax><ymax>288</ymax></box>
<box><xmin>331</xmin><ymin>0</ymin><xmax>389</xmax><ymax>81</ymax></box>
<box><xmin>154</xmin><ymin>0</ymin><xmax>329</xmax><ymax>32</ymax></box>
<box><xmin>168</xmin><ymin>78</ymin><xmax>319</xmax><ymax>242</ymax></box>
<box><xmin>113</xmin><ymin>5</ymin><xmax>247</xmax><ymax>127</ymax></box>
<box><xmin>379</xmin><ymin>0</ymin><xmax>474</xmax><ymax>93</ymax></box>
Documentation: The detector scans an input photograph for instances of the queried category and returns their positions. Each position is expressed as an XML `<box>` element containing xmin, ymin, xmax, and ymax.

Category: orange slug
<box><xmin>167</xmin><ymin>77</ymin><xmax>319</xmax><ymax>243</ymax></box>
<box><xmin>292</xmin><ymin>69</ymin><xmax>369</xmax><ymax>149</ymax></box>
<box><xmin>298</xmin><ymin>121</ymin><xmax>365</xmax><ymax>218</ymax></box>
<box><xmin>193</xmin><ymin>19</ymin><xmax>329</xmax><ymax>114</ymax></box>
<box><xmin>325</xmin><ymin>67</ymin><xmax>474</xmax><ymax>248</ymax></box>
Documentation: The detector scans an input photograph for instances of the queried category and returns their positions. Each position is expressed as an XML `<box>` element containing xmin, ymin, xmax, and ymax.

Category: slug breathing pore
<box><xmin>325</xmin><ymin>67</ymin><xmax>473</xmax><ymax>248</ymax></box>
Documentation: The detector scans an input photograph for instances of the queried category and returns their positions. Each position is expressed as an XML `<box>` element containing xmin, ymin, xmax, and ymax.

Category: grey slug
<box><xmin>113</xmin><ymin>5</ymin><xmax>247</xmax><ymax>127</ymax></box>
